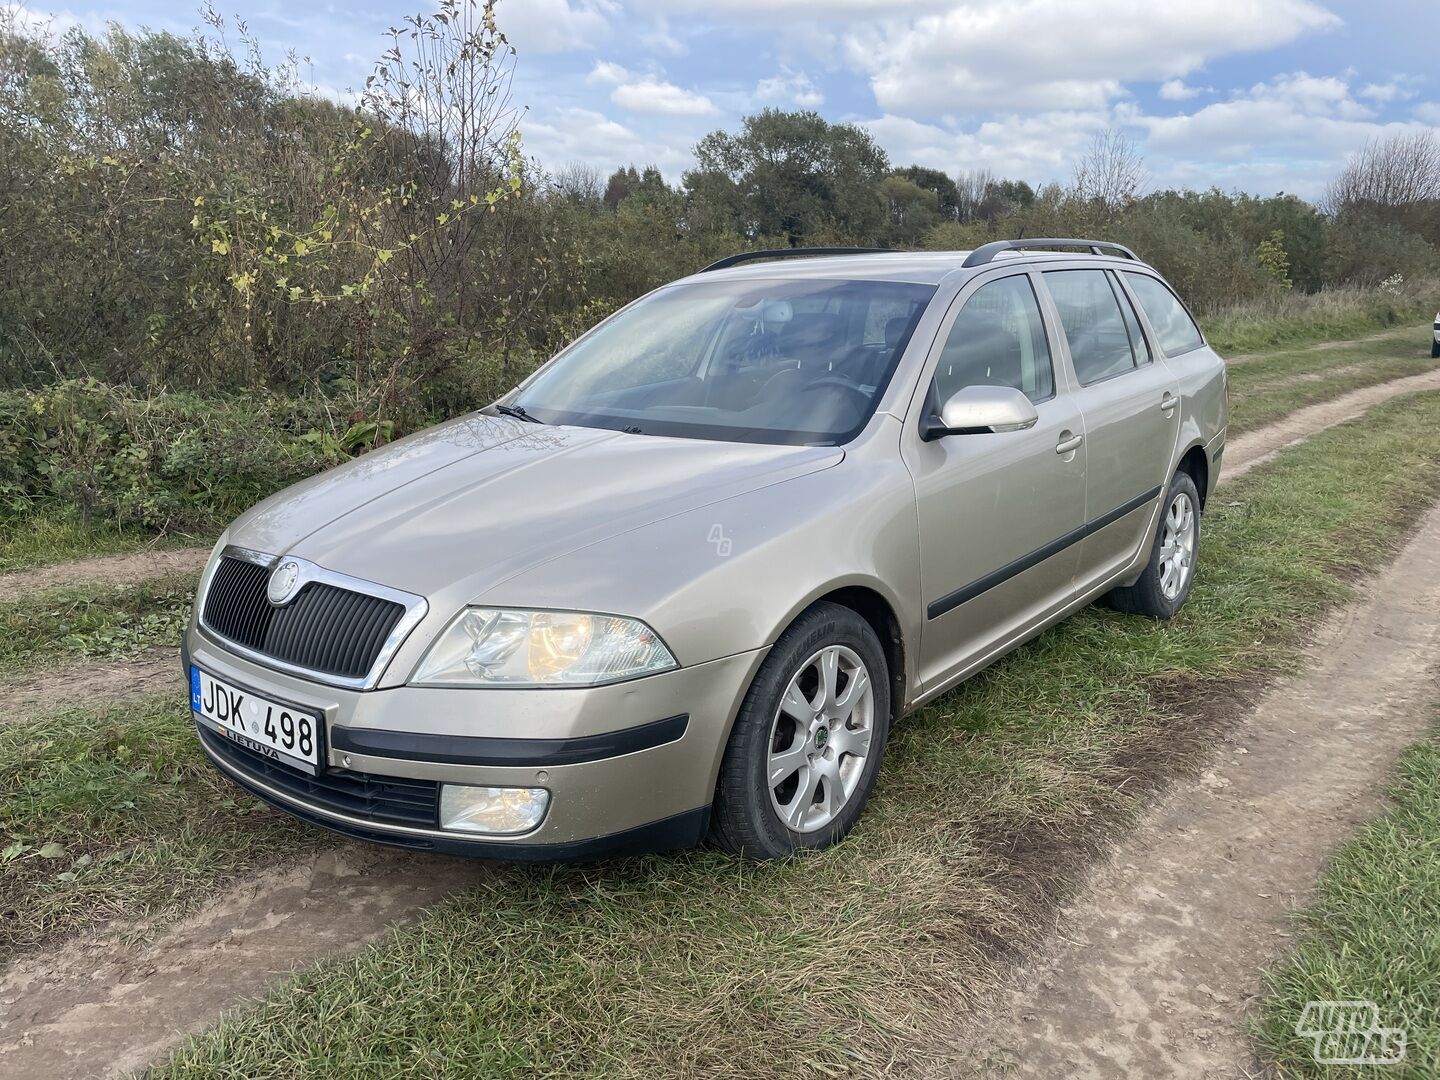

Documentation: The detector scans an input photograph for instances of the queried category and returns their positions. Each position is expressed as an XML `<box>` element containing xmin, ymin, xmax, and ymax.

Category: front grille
<box><xmin>199</xmin><ymin>724</ymin><xmax>440</xmax><ymax>828</ymax></box>
<box><xmin>202</xmin><ymin>555</ymin><xmax>407</xmax><ymax>680</ymax></box>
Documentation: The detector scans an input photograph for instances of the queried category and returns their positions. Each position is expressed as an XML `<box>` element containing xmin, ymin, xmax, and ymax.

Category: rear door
<box><xmin>1039</xmin><ymin>267</ymin><xmax>1179</xmax><ymax>584</ymax></box>
<box><xmin>902</xmin><ymin>270</ymin><xmax>1087</xmax><ymax>693</ymax></box>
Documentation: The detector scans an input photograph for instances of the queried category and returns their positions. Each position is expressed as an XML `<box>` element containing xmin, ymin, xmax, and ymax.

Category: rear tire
<box><xmin>710</xmin><ymin>602</ymin><xmax>890</xmax><ymax>859</ymax></box>
<box><xmin>1431</xmin><ymin>339</ymin><xmax>1439</xmax><ymax>358</ymax></box>
<box><xmin>1103</xmin><ymin>471</ymin><xmax>1201</xmax><ymax>620</ymax></box>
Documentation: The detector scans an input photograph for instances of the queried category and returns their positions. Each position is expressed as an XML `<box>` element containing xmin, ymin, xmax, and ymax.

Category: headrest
<box><xmin>784</xmin><ymin>311</ymin><xmax>842</xmax><ymax>349</ymax></box>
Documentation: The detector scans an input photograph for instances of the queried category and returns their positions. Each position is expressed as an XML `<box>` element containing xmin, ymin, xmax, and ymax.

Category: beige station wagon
<box><xmin>184</xmin><ymin>239</ymin><xmax>1227</xmax><ymax>860</ymax></box>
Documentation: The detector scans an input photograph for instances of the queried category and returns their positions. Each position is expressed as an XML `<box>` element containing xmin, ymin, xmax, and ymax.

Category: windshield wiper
<box><xmin>495</xmin><ymin>403</ymin><xmax>544</xmax><ymax>424</ymax></box>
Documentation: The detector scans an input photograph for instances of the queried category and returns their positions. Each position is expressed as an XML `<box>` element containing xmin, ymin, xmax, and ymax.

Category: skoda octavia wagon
<box><xmin>185</xmin><ymin>239</ymin><xmax>1226</xmax><ymax>860</ymax></box>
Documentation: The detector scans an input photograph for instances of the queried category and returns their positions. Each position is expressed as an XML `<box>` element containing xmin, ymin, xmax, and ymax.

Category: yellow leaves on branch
<box><xmin>193</xmin><ymin>139</ymin><xmax>523</xmax><ymax>307</ymax></box>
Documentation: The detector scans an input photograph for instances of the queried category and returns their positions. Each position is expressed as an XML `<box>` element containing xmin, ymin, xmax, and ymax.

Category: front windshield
<box><xmin>507</xmin><ymin>277</ymin><xmax>936</xmax><ymax>445</ymax></box>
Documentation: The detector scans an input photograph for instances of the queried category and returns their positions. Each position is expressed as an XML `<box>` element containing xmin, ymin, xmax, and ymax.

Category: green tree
<box><xmin>893</xmin><ymin>165</ymin><xmax>959</xmax><ymax>219</ymax></box>
<box><xmin>1255</xmin><ymin>230</ymin><xmax>1293</xmax><ymax>289</ymax></box>
<box><xmin>878</xmin><ymin>176</ymin><xmax>940</xmax><ymax>246</ymax></box>
<box><xmin>685</xmin><ymin>109</ymin><xmax>890</xmax><ymax>244</ymax></box>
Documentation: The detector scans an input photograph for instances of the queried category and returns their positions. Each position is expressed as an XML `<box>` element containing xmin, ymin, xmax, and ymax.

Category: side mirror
<box><xmin>921</xmin><ymin>384</ymin><xmax>1039</xmax><ymax>440</ymax></box>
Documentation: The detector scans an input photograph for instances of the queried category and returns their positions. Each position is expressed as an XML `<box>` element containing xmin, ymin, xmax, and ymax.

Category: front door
<box><xmin>902</xmin><ymin>271</ymin><xmax>1087</xmax><ymax>693</ymax></box>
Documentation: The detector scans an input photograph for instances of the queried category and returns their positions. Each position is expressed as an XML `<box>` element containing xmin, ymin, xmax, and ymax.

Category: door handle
<box><xmin>1055</xmin><ymin>433</ymin><xmax>1083</xmax><ymax>455</ymax></box>
<box><xmin>1160</xmin><ymin>393</ymin><xmax>1178</xmax><ymax>414</ymax></box>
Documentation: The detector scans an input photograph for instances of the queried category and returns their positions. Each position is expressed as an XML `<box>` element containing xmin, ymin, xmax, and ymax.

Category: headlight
<box><xmin>410</xmin><ymin>608</ymin><xmax>677</xmax><ymax>687</ymax></box>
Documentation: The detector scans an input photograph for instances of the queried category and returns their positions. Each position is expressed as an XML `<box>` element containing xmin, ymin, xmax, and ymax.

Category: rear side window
<box><xmin>934</xmin><ymin>275</ymin><xmax>1054</xmax><ymax>405</ymax></box>
<box><xmin>1042</xmin><ymin>269</ymin><xmax>1138</xmax><ymax>385</ymax></box>
<box><xmin>1123</xmin><ymin>272</ymin><xmax>1204</xmax><ymax>355</ymax></box>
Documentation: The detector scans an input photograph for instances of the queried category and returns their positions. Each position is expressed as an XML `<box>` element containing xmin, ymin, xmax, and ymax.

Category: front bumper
<box><xmin>184</xmin><ymin>621</ymin><xmax>765</xmax><ymax>859</ymax></box>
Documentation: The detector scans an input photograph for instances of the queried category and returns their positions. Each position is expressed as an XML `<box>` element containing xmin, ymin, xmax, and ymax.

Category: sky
<box><xmin>10</xmin><ymin>0</ymin><xmax>1440</xmax><ymax>200</ymax></box>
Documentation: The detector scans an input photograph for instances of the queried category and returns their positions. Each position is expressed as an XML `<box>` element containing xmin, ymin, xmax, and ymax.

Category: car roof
<box><xmin>676</xmin><ymin>249</ymin><xmax>1157</xmax><ymax>287</ymax></box>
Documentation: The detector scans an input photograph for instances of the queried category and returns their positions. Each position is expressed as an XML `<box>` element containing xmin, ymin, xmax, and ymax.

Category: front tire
<box><xmin>1431</xmin><ymin>339</ymin><xmax>1439</xmax><ymax>358</ymax></box>
<box><xmin>710</xmin><ymin>602</ymin><xmax>891</xmax><ymax>858</ymax></box>
<box><xmin>1104</xmin><ymin>471</ymin><xmax>1201</xmax><ymax>619</ymax></box>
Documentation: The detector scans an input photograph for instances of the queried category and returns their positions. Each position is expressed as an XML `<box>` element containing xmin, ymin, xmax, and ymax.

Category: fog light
<box><xmin>439</xmin><ymin>784</ymin><xmax>549</xmax><ymax>835</ymax></box>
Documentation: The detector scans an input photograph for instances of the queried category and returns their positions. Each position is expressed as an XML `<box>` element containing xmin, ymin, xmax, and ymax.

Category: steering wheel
<box><xmin>758</xmin><ymin>365</ymin><xmax>807</xmax><ymax>400</ymax></box>
<box><xmin>800</xmin><ymin>375</ymin><xmax>872</xmax><ymax>413</ymax></box>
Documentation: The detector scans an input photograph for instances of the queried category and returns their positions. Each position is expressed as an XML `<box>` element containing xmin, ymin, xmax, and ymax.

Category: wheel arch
<box><xmin>741</xmin><ymin>576</ymin><xmax>912</xmax><ymax>737</ymax></box>
<box><xmin>807</xmin><ymin>584</ymin><xmax>907</xmax><ymax>723</ymax></box>
<box><xmin>1176</xmin><ymin>441</ymin><xmax>1210</xmax><ymax>510</ymax></box>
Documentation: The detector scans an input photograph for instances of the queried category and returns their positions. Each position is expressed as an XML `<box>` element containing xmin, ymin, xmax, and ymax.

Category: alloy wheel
<box><xmin>1158</xmin><ymin>490</ymin><xmax>1197</xmax><ymax>600</ymax></box>
<box><xmin>765</xmin><ymin>644</ymin><xmax>875</xmax><ymax>833</ymax></box>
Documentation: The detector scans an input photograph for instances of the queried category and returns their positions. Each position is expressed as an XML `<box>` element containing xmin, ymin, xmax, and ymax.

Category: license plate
<box><xmin>191</xmin><ymin>665</ymin><xmax>322</xmax><ymax>775</ymax></box>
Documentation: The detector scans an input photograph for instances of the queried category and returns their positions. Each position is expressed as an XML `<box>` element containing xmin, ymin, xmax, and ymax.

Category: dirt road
<box><xmin>940</xmin><ymin>499</ymin><xmax>1440</xmax><ymax>1078</ymax></box>
<box><xmin>0</xmin><ymin>548</ymin><xmax>208</xmax><ymax>603</ymax></box>
<box><xmin>0</xmin><ymin>847</ymin><xmax>484</xmax><ymax>1080</ymax></box>
<box><xmin>1223</xmin><ymin>368</ymin><xmax>1440</xmax><ymax>482</ymax></box>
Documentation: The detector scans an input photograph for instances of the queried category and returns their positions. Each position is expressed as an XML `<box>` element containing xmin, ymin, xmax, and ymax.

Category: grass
<box><xmin>0</xmin><ymin>695</ymin><xmax>322</xmax><ymax>960</ymax></box>
<box><xmin>0</xmin><ymin>509</ymin><xmax>205</xmax><ymax>573</ymax></box>
<box><xmin>0</xmin><ymin>576</ymin><xmax>194</xmax><ymax>676</ymax></box>
<box><xmin>1201</xmin><ymin>281</ymin><xmax>1436</xmax><ymax>356</ymax></box>
<box><xmin>1255</xmin><ymin>725</ymin><xmax>1440</xmax><ymax>1078</ymax></box>
<box><xmin>131</xmin><ymin>391</ymin><xmax>1440</xmax><ymax>1079</ymax></box>
<box><xmin>1226</xmin><ymin>326</ymin><xmax>1437</xmax><ymax>434</ymax></box>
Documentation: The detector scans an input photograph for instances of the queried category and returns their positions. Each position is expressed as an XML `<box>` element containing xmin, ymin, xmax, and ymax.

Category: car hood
<box><xmin>228</xmin><ymin>413</ymin><xmax>842</xmax><ymax>602</ymax></box>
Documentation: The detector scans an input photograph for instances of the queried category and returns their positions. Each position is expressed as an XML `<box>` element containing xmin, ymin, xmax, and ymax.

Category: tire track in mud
<box><xmin>0</xmin><ymin>648</ymin><xmax>180</xmax><ymax>728</ymax></box>
<box><xmin>1221</xmin><ymin>367</ymin><xmax>1440</xmax><ymax>483</ymax></box>
<box><xmin>1223</xmin><ymin>325</ymin><xmax>1417</xmax><ymax>366</ymax></box>
<box><xmin>0</xmin><ymin>847</ymin><xmax>484</xmax><ymax>1080</ymax></box>
<box><xmin>931</xmin><ymin>482</ymin><xmax>1440</xmax><ymax>1078</ymax></box>
<box><xmin>0</xmin><ymin>548</ymin><xmax>209</xmax><ymax>604</ymax></box>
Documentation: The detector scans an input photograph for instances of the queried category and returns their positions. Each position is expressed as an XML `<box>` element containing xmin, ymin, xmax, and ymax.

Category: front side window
<box><xmin>509</xmin><ymin>278</ymin><xmax>935</xmax><ymax>445</ymax></box>
<box><xmin>1043</xmin><ymin>269</ymin><xmax>1139</xmax><ymax>385</ymax></box>
<box><xmin>933</xmin><ymin>275</ymin><xmax>1054</xmax><ymax>405</ymax></box>
<box><xmin>1123</xmin><ymin>272</ymin><xmax>1204</xmax><ymax>355</ymax></box>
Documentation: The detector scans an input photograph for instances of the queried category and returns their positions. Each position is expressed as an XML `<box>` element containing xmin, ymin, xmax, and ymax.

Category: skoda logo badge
<box><xmin>267</xmin><ymin>560</ymin><xmax>301</xmax><ymax>605</ymax></box>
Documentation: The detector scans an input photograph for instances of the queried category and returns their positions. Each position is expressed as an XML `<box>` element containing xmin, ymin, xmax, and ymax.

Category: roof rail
<box><xmin>699</xmin><ymin>247</ymin><xmax>894</xmax><ymax>273</ymax></box>
<box><xmin>961</xmin><ymin>238</ymin><xmax>1139</xmax><ymax>268</ymax></box>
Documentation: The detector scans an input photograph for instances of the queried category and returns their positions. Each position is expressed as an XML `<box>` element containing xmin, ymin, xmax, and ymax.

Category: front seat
<box><xmin>937</xmin><ymin>309</ymin><xmax>1023</xmax><ymax>394</ymax></box>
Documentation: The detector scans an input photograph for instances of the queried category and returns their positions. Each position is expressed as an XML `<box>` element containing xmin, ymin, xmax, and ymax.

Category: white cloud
<box><xmin>586</xmin><ymin>62</ymin><xmax>717</xmax><ymax>116</ymax></box>
<box><xmin>846</xmin><ymin>0</ymin><xmax>1340</xmax><ymax>114</ymax></box>
<box><xmin>1359</xmin><ymin>78</ymin><xmax>1420</xmax><ymax>103</ymax></box>
<box><xmin>587</xmin><ymin>60</ymin><xmax>629</xmax><ymax>85</ymax></box>
<box><xmin>1</xmin><ymin>2</ymin><xmax>136</xmax><ymax>39</ymax></box>
<box><xmin>521</xmin><ymin>105</ymin><xmax>695</xmax><ymax>177</ymax></box>
<box><xmin>861</xmin><ymin>109</ymin><xmax>1109</xmax><ymax>179</ymax></box>
<box><xmin>630</xmin><ymin>0</ymin><xmax>951</xmax><ymax>13</ymax></box>
<box><xmin>855</xmin><ymin>68</ymin><xmax>1440</xmax><ymax>201</ymax></box>
<box><xmin>754</xmin><ymin>69</ymin><xmax>824</xmax><ymax>109</ymax></box>
<box><xmin>1159</xmin><ymin>79</ymin><xmax>1206</xmax><ymax>101</ymax></box>
<box><xmin>496</xmin><ymin>0</ymin><xmax>616</xmax><ymax>55</ymax></box>
<box><xmin>1121</xmin><ymin>71</ymin><xmax>1440</xmax><ymax>196</ymax></box>
<box><xmin>641</xmin><ymin>18</ymin><xmax>687</xmax><ymax>56</ymax></box>
<box><xmin>611</xmin><ymin>76</ymin><xmax>717</xmax><ymax>116</ymax></box>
